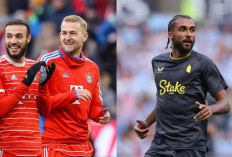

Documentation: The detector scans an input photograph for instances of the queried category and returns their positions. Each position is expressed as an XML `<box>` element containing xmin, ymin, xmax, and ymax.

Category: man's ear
<box><xmin>83</xmin><ymin>32</ymin><xmax>88</xmax><ymax>42</ymax></box>
<box><xmin>168</xmin><ymin>31</ymin><xmax>173</xmax><ymax>40</ymax></box>
<box><xmin>26</xmin><ymin>34</ymin><xmax>32</xmax><ymax>44</ymax></box>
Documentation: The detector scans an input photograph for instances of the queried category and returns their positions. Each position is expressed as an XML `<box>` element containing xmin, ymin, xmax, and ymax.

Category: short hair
<box><xmin>165</xmin><ymin>15</ymin><xmax>193</xmax><ymax>49</ymax></box>
<box><xmin>61</xmin><ymin>15</ymin><xmax>87</xmax><ymax>33</ymax></box>
<box><xmin>4</xmin><ymin>19</ymin><xmax>30</xmax><ymax>37</ymax></box>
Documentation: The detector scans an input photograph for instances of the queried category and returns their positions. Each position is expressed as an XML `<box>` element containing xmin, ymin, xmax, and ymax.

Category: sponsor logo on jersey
<box><xmin>186</xmin><ymin>65</ymin><xmax>191</xmax><ymax>73</ymax></box>
<box><xmin>159</xmin><ymin>80</ymin><xmax>185</xmax><ymax>95</ymax></box>
<box><xmin>85</xmin><ymin>72</ymin><xmax>93</xmax><ymax>83</ymax></box>
<box><xmin>70</xmin><ymin>85</ymin><xmax>83</xmax><ymax>104</ymax></box>
<box><xmin>63</xmin><ymin>72</ymin><xmax>69</xmax><ymax>77</ymax></box>
<box><xmin>157</xmin><ymin>67</ymin><xmax>164</xmax><ymax>73</ymax></box>
<box><xmin>11</xmin><ymin>74</ymin><xmax>17</xmax><ymax>80</ymax></box>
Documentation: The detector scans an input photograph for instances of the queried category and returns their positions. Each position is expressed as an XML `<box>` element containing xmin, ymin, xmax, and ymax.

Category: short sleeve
<box><xmin>201</xmin><ymin>57</ymin><xmax>227</xmax><ymax>96</ymax></box>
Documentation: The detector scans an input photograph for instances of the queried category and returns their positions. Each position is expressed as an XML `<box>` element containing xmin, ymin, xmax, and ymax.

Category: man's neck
<box><xmin>6</xmin><ymin>54</ymin><xmax>25</xmax><ymax>63</ymax></box>
<box><xmin>65</xmin><ymin>48</ymin><xmax>82</xmax><ymax>58</ymax></box>
<box><xmin>171</xmin><ymin>48</ymin><xmax>191</xmax><ymax>59</ymax></box>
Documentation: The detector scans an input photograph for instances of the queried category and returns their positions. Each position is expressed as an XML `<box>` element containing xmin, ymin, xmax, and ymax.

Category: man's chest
<box><xmin>2</xmin><ymin>66</ymin><xmax>39</xmax><ymax>105</ymax></box>
<box><xmin>153</xmin><ymin>60</ymin><xmax>201</xmax><ymax>95</ymax></box>
<box><xmin>48</xmin><ymin>64</ymin><xmax>98</xmax><ymax>93</ymax></box>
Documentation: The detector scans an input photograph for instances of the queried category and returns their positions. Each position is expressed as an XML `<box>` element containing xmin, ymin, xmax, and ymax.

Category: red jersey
<box><xmin>37</xmin><ymin>46</ymin><xmax>103</xmax><ymax>156</ymax></box>
<box><xmin>0</xmin><ymin>55</ymin><xmax>42</xmax><ymax>156</ymax></box>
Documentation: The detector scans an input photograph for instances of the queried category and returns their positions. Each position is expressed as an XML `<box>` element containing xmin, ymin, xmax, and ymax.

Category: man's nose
<box><xmin>186</xmin><ymin>30</ymin><xmax>191</xmax><ymax>36</ymax></box>
<box><xmin>10</xmin><ymin>37</ymin><xmax>17</xmax><ymax>44</ymax></box>
<box><xmin>66</xmin><ymin>33</ymin><xmax>72</xmax><ymax>39</ymax></box>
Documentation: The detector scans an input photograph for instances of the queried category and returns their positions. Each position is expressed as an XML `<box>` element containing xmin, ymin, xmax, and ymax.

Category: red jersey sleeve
<box><xmin>37</xmin><ymin>85</ymin><xmax>77</xmax><ymax>116</ymax></box>
<box><xmin>89</xmin><ymin>69</ymin><xmax>103</xmax><ymax>122</ymax></box>
<box><xmin>0</xmin><ymin>68</ymin><xmax>29</xmax><ymax>118</ymax></box>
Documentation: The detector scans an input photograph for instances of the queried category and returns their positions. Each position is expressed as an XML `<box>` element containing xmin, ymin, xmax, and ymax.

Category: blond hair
<box><xmin>61</xmin><ymin>15</ymin><xmax>87</xmax><ymax>33</ymax></box>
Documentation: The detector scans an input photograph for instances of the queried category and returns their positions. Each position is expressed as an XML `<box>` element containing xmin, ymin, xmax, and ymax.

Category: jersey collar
<box><xmin>3</xmin><ymin>55</ymin><xmax>25</xmax><ymax>67</ymax></box>
<box><xmin>58</xmin><ymin>46</ymin><xmax>85</xmax><ymax>67</ymax></box>
<box><xmin>169</xmin><ymin>51</ymin><xmax>192</xmax><ymax>60</ymax></box>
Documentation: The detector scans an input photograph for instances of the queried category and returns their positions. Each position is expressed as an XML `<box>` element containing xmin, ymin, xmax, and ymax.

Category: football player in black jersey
<box><xmin>135</xmin><ymin>15</ymin><xmax>230</xmax><ymax>157</ymax></box>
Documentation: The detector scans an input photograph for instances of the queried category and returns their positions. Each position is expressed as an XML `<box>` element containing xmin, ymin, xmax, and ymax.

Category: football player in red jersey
<box><xmin>0</xmin><ymin>19</ymin><xmax>54</xmax><ymax>156</ymax></box>
<box><xmin>37</xmin><ymin>15</ymin><xmax>110</xmax><ymax>157</ymax></box>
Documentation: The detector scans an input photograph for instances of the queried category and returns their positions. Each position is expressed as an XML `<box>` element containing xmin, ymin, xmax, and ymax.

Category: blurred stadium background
<box><xmin>0</xmin><ymin>0</ymin><xmax>116</xmax><ymax>156</ymax></box>
<box><xmin>117</xmin><ymin>0</ymin><xmax>232</xmax><ymax>157</ymax></box>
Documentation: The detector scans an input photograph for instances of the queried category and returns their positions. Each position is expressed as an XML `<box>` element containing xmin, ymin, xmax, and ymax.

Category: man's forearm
<box><xmin>212</xmin><ymin>90</ymin><xmax>230</xmax><ymax>115</ymax></box>
<box><xmin>145</xmin><ymin>105</ymin><xmax>157</xmax><ymax>127</ymax></box>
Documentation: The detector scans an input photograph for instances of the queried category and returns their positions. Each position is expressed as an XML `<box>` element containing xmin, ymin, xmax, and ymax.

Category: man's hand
<box><xmin>135</xmin><ymin>120</ymin><xmax>149</xmax><ymax>139</ymax></box>
<box><xmin>39</xmin><ymin>62</ymin><xmax>56</xmax><ymax>86</ymax></box>
<box><xmin>22</xmin><ymin>61</ymin><xmax>46</xmax><ymax>86</ymax></box>
<box><xmin>76</xmin><ymin>89</ymin><xmax>92</xmax><ymax>102</ymax></box>
<box><xmin>99</xmin><ymin>108</ymin><xmax>110</xmax><ymax>124</ymax></box>
<box><xmin>194</xmin><ymin>101</ymin><xmax>213</xmax><ymax>122</ymax></box>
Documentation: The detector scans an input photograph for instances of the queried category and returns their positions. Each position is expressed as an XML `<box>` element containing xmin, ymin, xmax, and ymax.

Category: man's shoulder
<box><xmin>38</xmin><ymin>50</ymin><xmax>60</xmax><ymax>63</ymax></box>
<box><xmin>84</xmin><ymin>57</ymin><xmax>99</xmax><ymax>70</ymax></box>
<box><xmin>152</xmin><ymin>53</ymin><xmax>170</xmax><ymax>63</ymax></box>
<box><xmin>0</xmin><ymin>55</ymin><xmax>6</xmax><ymax>64</ymax></box>
<box><xmin>25</xmin><ymin>58</ymin><xmax>36</xmax><ymax>64</ymax></box>
<box><xmin>192</xmin><ymin>50</ymin><xmax>213</xmax><ymax>64</ymax></box>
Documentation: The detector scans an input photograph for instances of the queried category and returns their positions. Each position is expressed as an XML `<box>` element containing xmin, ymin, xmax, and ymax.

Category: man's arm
<box><xmin>88</xmin><ymin>84</ymin><xmax>104</xmax><ymax>122</ymax></box>
<box><xmin>0</xmin><ymin>83</ymin><xmax>28</xmax><ymax>118</ymax></box>
<box><xmin>0</xmin><ymin>61</ymin><xmax>45</xmax><ymax>118</ymax></box>
<box><xmin>37</xmin><ymin>86</ymin><xmax>77</xmax><ymax>116</ymax></box>
<box><xmin>194</xmin><ymin>89</ymin><xmax>230</xmax><ymax>122</ymax></box>
<box><xmin>88</xmin><ymin>71</ymin><xmax>111</xmax><ymax>124</ymax></box>
<box><xmin>99</xmin><ymin>107</ymin><xmax>110</xmax><ymax>124</ymax></box>
<box><xmin>36</xmin><ymin>60</ymin><xmax>92</xmax><ymax>116</ymax></box>
<box><xmin>135</xmin><ymin>105</ymin><xmax>157</xmax><ymax>139</ymax></box>
<box><xmin>37</xmin><ymin>62</ymin><xmax>90</xmax><ymax>116</ymax></box>
<box><xmin>37</xmin><ymin>86</ymin><xmax>91</xmax><ymax>116</ymax></box>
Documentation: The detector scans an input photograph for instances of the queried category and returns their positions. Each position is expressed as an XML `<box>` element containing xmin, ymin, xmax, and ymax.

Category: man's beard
<box><xmin>172</xmin><ymin>36</ymin><xmax>195</xmax><ymax>55</ymax></box>
<box><xmin>5</xmin><ymin>42</ymin><xmax>26</xmax><ymax>59</ymax></box>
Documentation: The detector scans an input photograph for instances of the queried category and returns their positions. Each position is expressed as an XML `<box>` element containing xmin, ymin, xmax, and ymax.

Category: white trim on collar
<box><xmin>3</xmin><ymin>55</ymin><xmax>25</xmax><ymax>67</ymax></box>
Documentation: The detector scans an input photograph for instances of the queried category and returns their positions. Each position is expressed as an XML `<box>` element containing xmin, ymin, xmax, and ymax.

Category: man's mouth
<box><xmin>183</xmin><ymin>40</ymin><xmax>192</xmax><ymax>46</ymax></box>
<box><xmin>183</xmin><ymin>39</ymin><xmax>192</xmax><ymax>44</ymax></box>
<box><xmin>65</xmin><ymin>42</ymin><xmax>74</xmax><ymax>46</ymax></box>
<box><xmin>9</xmin><ymin>45</ymin><xmax>20</xmax><ymax>49</ymax></box>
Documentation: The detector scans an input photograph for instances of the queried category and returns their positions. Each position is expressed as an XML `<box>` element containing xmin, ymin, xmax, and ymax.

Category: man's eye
<box><xmin>180</xmin><ymin>27</ymin><xmax>185</xmax><ymax>31</ymax></box>
<box><xmin>17</xmin><ymin>36</ymin><xmax>23</xmax><ymax>39</ymax></box>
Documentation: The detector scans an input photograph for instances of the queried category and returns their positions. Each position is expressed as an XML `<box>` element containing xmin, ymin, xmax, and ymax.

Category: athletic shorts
<box><xmin>42</xmin><ymin>144</ymin><xmax>93</xmax><ymax>157</ymax></box>
<box><xmin>144</xmin><ymin>148</ymin><xmax>205</xmax><ymax>157</ymax></box>
<box><xmin>0</xmin><ymin>150</ymin><xmax>42</xmax><ymax>157</ymax></box>
<box><xmin>42</xmin><ymin>148</ymin><xmax>66</xmax><ymax>157</ymax></box>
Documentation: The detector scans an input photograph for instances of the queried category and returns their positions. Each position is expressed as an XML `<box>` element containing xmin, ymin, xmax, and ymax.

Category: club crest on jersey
<box><xmin>85</xmin><ymin>72</ymin><xmax>93</xmax><ymax>84</ymax></box>
<box><xmin>186</xmin><ymin>65</ymin><xmax>191</xmax><ymax>73</ymax></box>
